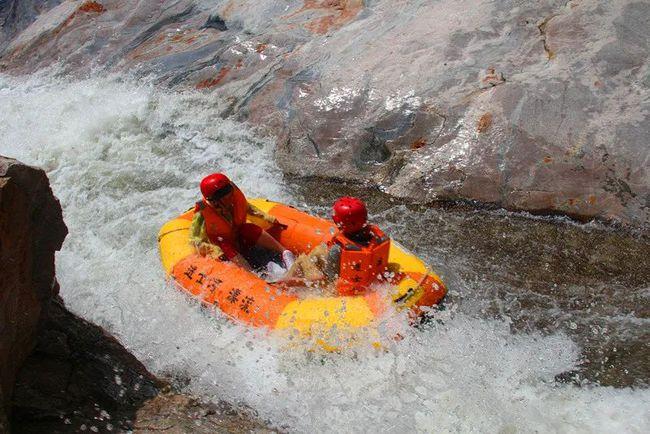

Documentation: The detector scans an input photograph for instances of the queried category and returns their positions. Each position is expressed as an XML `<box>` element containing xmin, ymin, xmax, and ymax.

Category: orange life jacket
<box><xmin>195</xmin><ymin>185</ymin><xmax>248</xmax><ymax>252</ymax></box>
<box><xmin>330</xmin><ymin>225</ymin><xmax>390</xmax><ymax>296</ymax></box>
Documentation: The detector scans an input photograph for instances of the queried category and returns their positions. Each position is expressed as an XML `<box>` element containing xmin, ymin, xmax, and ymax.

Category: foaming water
<box><xmin>1</xmin><ymin>73</ymin><xmax>648</xmax><ymax>432</ymax></box>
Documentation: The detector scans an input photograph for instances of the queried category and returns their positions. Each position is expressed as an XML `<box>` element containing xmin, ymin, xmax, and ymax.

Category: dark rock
<box><xmin>10</xmin><ymin>296</ymin><xmax>276</xmax><ymax>433</ymax></box>
<box><xmin>0</xmin><ymin>0</ymin><xmax>62</xmax><ymax>51</ymax></box>
<box><xmin>0</xmin><ymin>156</ymin><xmax>67</xmax><ymax>431</ymax></box>
<box><xmin>11</xmin><ymin>297</ymin><xmax>162</xmax><ymax>433</ymax></box>
<box><xmin>201</xmin><ymin>14</ymin><xmax>227</xmax><ymax>32</ymax></box>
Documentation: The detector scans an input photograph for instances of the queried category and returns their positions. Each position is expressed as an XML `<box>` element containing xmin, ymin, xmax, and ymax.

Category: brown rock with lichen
<box><xmin>78</xmin><ymin>1</ymin><xmax>106</xmax><ymax>14</ymax></box>
<box><xmin>477</xmin><ymin>113</ymin><xmax>492</xmax><ymax>133</ymax></box>
<box><xmin>133</xmin><ymin>394</ymin><xmax>277</xmax><ymax>434</ymax></box>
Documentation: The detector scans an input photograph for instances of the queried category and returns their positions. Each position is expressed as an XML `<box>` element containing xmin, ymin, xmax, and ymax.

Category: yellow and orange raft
<box><xmin>158</xmin><ymin>199</ymin><xmax>446</xmax><ymax>340</ymax></box>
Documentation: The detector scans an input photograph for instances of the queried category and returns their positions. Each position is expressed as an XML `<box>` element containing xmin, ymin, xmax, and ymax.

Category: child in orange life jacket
<box><xmin>189</xmin><ymin>173</ymin><xmax>292</xmax><ymax>270</ymax></box>
<box><xmin>285</xmin><ymin>197</ymin><xmax>391</xmax><ymax>295</ymax></box>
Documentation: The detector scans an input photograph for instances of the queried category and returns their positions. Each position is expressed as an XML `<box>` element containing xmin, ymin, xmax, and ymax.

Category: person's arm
<box><xmin>323</xmin><ymin>244</ymin><xmax>341</xmax><ymax>281</ymax></box>
<box><xmin>189</xmin><ymin>212</ymin><xmax>226</xmax><ymax>259</ymax></box>
<box><xmin>189</xmin><ymin>212</ymin><xmax>207</xmax><ymax>245</ymax></box>
<box><xmin>283</xmin><ymin>244</ymin><xmax>328</xmax><ymax>281</ymax></box>
<box><xmin>230</xmin><ymin>253</ymin><xmax>252</xmax><ymax>271</ymax></box>
<box><xmin>247</xmin><ymin>203</ymin><xmax>278</xmax><ymax>228</ymax></box>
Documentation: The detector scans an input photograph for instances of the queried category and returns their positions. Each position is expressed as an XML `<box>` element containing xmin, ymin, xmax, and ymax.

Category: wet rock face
<box><xmin>133</xmin><ymin>393</ymin><xmax>277</xmax><ymax>434</ymax></box>
<box><xmin>0</xmin><ymin>0</ymin><xmax>62</xmax><ymax>51</ymax></box>
<box><xmin>0</xmin><ymin>156</ymin><xmax>67</xmax><ymax>430</ymax></box>
<box><xmin>0</xmin><ymin>1</ymin><xmax>648</xmax><ymax>225</ymax></box>
<box><xmin>10</xmin><ymin>297</ymin><xmax>162</xmax><ymax>433</ymax></box>
<box><xmin>11</xmin><ymin>297</ymin><xmax>274</xmax><ymax>433</ymax></box>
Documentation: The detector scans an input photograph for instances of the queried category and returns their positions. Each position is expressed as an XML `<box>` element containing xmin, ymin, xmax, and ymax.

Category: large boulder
<box><xmin>0</xmin><ymin>1</ymin><xmax>648</xmax><ymax>225</ymax></box>
<box><xmin>0</xmin><ymin>156</ymin><xmax>68</xmax><ymax>430</ymax></box>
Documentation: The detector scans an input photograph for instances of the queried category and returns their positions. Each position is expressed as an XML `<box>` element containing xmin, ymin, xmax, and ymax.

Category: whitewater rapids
<box><xmin>1</xmin><ymin>72</ymin><xmax>648</xmax><ymax>433</ymax></box>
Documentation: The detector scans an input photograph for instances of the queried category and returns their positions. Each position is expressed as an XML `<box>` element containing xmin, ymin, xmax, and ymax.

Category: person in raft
<box><xmin>189</xmin><ymin>173</ymin><xmax>294</xmax><ymax>270</ymax></box>
<box><xmin>286</xmin><ymin>196</ymin><xmax>391</xmax><ymax>295</ymax></box>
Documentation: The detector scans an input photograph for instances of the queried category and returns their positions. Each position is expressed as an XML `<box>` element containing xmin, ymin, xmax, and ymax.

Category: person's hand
<box><xmin>231</xmin><ymin>253</ymin><xmax>252</xmax><ymax>271</ymax></box>
<box><xmin>196</xmin><ymin>242</ymin><xmax>224</xmax><ymax>259</ymax></box>
<box><xmin>274</xmin><ymin>221</ymin><xmax>288</xmax><ymax>230</ymax></box>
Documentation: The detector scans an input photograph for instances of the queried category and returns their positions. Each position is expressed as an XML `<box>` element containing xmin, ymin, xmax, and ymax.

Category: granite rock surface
<box><xmin>1</xmin><ymin>0</ymin><xmax>648</xmax><ymax>225</ymax></box>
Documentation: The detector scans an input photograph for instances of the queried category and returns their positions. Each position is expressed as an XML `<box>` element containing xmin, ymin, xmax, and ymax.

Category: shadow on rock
<box><xmin>11</xmin><ymin>298</ymin><xmax>276</xmax><ymax>434</ymax></box>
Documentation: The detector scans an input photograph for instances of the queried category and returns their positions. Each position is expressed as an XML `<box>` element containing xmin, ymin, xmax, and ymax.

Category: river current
<box><xmin>1</xmin><ymin>72</ymin><xmax>648</xmax><ymax>432</ymax></box>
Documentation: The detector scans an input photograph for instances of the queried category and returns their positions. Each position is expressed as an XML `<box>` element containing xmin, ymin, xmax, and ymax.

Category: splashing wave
<box><xmin>1</xmin><ymin>73</ymin><xmax>647</xmax><ymax>433</ymax></box>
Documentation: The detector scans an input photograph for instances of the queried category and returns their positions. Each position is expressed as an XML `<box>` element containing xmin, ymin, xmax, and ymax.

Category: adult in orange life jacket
<box><xmin>285</xmin><ymin>197</ymin><xmax>390</xmax><ymax>295</ymax></box>
<box><xmin>189</xmin><ymin>173</ymin><xmax>288</xmax><ymax>268</ymax></box>
<box><xmin>328</xmin><ymin>196</ymin><xmax>391</xmax><ymax>295</ymax></box>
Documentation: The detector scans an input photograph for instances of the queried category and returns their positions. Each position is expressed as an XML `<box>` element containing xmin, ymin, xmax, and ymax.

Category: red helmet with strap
<box><xmin>200</xmin><ymin>173</ymin><xmax>232</xmax><ymax>201</ymax></box>
<box><xmin>332</xmin><ymin>196</ymin><xmax>367</xmax><ymax>234</ymax></box>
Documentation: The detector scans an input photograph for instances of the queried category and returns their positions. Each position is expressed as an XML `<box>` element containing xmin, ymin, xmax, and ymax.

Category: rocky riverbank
<box><xmin>0</xmin><ymin>157</ymin><xmax>273</xmax><ymax>433</ymax></box>
<box><xmin>1</xmin><ymin>0</ymin><xmax>648</xmax><ymax>226</ymax></box>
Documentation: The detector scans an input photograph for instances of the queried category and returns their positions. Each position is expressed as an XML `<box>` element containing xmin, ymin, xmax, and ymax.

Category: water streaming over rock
<box><xmin>1</xmin><ymin>72</ymin><xmax>648</xmax><ymax>432</ymax></box>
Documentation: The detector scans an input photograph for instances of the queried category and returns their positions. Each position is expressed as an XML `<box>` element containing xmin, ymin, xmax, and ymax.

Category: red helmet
<box><xmin>200</xmin><ymin>173</ymin><xmax>231</xmax><ymax>201</ymax></box>
<box><xmin>332</xmin><ymin>196</ymin><xmax>367</xmax><ymax>234</ymax></box>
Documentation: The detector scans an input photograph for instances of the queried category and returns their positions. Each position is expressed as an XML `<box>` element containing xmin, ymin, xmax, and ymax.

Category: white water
<box><xmin>1</xmin><ymin>73</ymin><xmax>648</xmax><ymax>433</ymax></box>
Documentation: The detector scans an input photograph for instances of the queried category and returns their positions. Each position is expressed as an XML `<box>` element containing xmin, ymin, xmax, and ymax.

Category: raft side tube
<box><xmin>158</xmin><ymin>216</ymin><xmax>193</xmax><ymax>274</ymax></box>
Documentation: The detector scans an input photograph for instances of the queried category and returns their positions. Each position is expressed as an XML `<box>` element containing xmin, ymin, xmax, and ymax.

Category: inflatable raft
<box><xmin>158</xmin><ymin>199</ymin><xmax>446</xmax><ymax>341</ymax></box>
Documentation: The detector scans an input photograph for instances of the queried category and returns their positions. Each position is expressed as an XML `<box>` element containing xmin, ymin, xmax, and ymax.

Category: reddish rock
<box><xmin>78</xmin><ymin>1</ymin><xmax>106</xmax><ymax>14</ymax></box>
<box><xmin>196</xmin><ymin>66</ymin><xmax>231</xmax><ymax>89</ymax></box>
<box><xmin>0</xmin><ymin>156</ymin><xmax>67</xmax><ymax>431</ymax></box>
<box><xmin>411</xmin><ymin>138</ymin><xmax>427</xmax><ymax>150</ymax></box>
<box><xmin>479</xmin><ymin>67</ymin><xmax>505</xmax><ymax>89</ymax></box>
<box><xmin>285</xmin><ymin>0</ymin><xmax>364</xmax><ymax>35</ymax></box>
<box><xmin>477</xmin><ymin>113</ymin><xmax>492</xmax><ymax>133</ymax></box>
<box><xmin>256</xmin><ymin>43</ymin><xmax>267</xmax><ymax>53</ymax></box>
